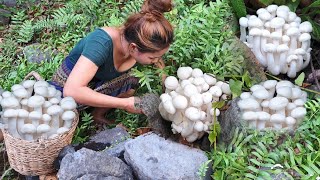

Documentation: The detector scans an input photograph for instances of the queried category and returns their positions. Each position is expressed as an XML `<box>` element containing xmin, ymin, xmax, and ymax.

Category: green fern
<box><xmin>229</xmin><ymin>0</ymin><xmax>247</xmax><ymax>18</ymax></box>
<box><xmin>17</xmin><ymin>20</ymin><xmax>34</xmax><ymax>43</ymax></box>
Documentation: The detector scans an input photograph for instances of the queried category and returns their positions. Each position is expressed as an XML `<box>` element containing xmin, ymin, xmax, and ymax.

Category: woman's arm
<box><xmin>63</xmin><ymin>55</ymin><xmax>139</xmax><ymax>113</ymax></box>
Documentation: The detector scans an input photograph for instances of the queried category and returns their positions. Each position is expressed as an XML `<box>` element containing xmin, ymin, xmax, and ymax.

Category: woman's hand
<box><xmin>123</xmin><ymin>97</ymin><xmax>143</xmax><ymax>114</ymax></box>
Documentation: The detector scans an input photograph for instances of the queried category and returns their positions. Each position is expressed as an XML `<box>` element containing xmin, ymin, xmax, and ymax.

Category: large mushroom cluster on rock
<box><xmin>0</xmin><ymin>80</ymin><xmax>77</xmax><ymax>141</ymax></box>
<box><xmin>239</xmin><ymin>5</ymin><xmax>313</xmax><ymax>78</ymax></box>
<box><xmin>158</xmin><ymin>67</ymin><xmax>231</xmax><ymax>142</ymax></box>
<box><xmin>238</xmin><ymin>80</ymin><xmax>307</xmax><ymax>130</ymax></box>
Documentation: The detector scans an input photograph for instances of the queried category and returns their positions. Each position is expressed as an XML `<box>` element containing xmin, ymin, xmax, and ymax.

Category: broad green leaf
<box><xmin>229</xmin><ymin>79</ymin><xmax>243</xmax><ymax>98</ymax></box>
<box><xmin>295</xmin><ymin>72</ymin><xmax>305</xmax><ymax>86</ymax></box>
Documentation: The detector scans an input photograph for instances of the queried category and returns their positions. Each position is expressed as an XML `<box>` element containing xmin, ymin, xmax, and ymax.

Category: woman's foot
<box><xmin>91</xmin><ymin>107</ymin><xmax>116</xmax><ymax>125</ymax></box>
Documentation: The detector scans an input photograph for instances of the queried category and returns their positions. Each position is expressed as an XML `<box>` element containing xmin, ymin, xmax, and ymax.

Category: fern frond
<box><xmin>17</xmin><ymin>20</ymin><xmax>34</xmax><ymax>43</ymax></box>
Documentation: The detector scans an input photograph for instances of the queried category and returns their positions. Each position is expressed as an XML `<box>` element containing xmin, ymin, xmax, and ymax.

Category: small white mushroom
<box><xmin>21</xmin><ymin>124</ymin><xmax>36</xmax><ymax>141</ymax></box>
<box><xmin>3</xmin><ymin>109</ymin><xmax>20</xmax><ymax>138</ymax></box>
<box><xmin>61</xmin><ymin>110</ymin><xmax>76</xmax><ymax>129</ymax></box>
<box><xmin>47</xmin><ymin>105</ymin><xmax>63</xmax><ymax>136</ymax></box>
<box><xmin>270</xmin><ymin>114</ymin><xmax>286</xmax><ymax>129</ymax></box>
<box><xmin>37</xmin><ymin>124</ymin><xmax>51</xmax><ymax>139</ymax></box>
<box><xmin>28</xmin><ymin>95</ymin><xmax>45</xmax><ymax>114</ymax></box>
<box><xmin>177</xmin><ymin>67</ymin><xmax>193</xmax><ymax>80</ymax></box>
<box><xmin>29</xmin><ymin>111</ymin><xmax>42</xmax><ymax>128</ymax></box>
<box><xmin>164</xmin><ymin>76</ymin><xmax>179</xmax><ymax>90</ymax></box>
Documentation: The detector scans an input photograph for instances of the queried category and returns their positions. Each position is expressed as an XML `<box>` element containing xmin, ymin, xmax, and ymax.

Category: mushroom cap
<box><xmin>190</xmin><ymin>93</ymin><xmax>203</xmax><ymax>107</ymax></box>
<box><xmin>177</xmin><ymin>66</ymin><xmax>192</xmax><ymax>80</ymax></box>
<box><xmin>191</xmin><ymin>68</ymin><xmax>203</xmax><ymax>78</ymax></box>
<box><xmin>22</xmin><ymin>80</ymin><xmax>36</xmax><ymax>88</ymax></box>
<box><xmin>252</xmin><ymin>88</ymin><xmax>269</xmax><ymax>100</ymax></box>
<box><xmin>60</xmin><ymin>96</ymin><xmax>75</xmax><ymax>105</ymax></box>
<box><xmin>287</xmin><ymin>54</ymin><xmax>299</xmax><ymax>63</ymax></box>
<box><xmin>13</xmin><ymin>88</ymin><xmax>28</xmax><ymax>99</ymax></box>
<box><xmin>240</xmin><ymin>92</ymin><xmax>252</xmax><ymax>99</ymax></box>
<box><xmin>43</xmin><ymin>101</ymin><xmax>52</xmax><ymax>109</ymax></box>
<box><xmin>194</xmin><ymin>121</ymin><xmax>204</xmax><ymax>132</ymax></box>
<box><xmin>57</xmin><ymin>127</ymin><xmax>69</xmax><ymax>134</ymax></box>
<box><xmin>34</xmin><ymin>86</ymin><xmax>48</xmax><ymax>97</ymax></box>
<box><xmin>270</xmin><ymin>17</ymin><xmax>285</xmax><ymax>28</ymax></box>
<box><xmin>239</xmin><ymin>17</ymin><xmax>248</xmax><ymax>27</ymax></box>
<box><xmin>242</xmin><ymin>111</ymin><xmax>258</xmax><ymax>121</ymax></box>
<box><xmin>18</xmin><ymin>109</ymin><xmax>29</xmax><ymax>118</ymax></box>
<box><xmin>29</xmin><ymin>111</ymin><xmax>42</xmax><ymax>120</ymax></box>
<box><xmin>202</xmin><ymin>92</ymin><xmax>213</xmax><ymax>104</ymax></box>
<box><xmin>62</xmin><ymin>110</ymin><xmax>76</xmax><ymax>121</ymax></box>
<box><xmin>34</xmin><ymin>80</ymin><xmax>49</xmax><ymax>88</ymax></box>
<box><xmin>42</xmin><ymin>114</ymin><xmax>52</xmax><ymax>122</ymax></box>
<box><xmin>163</xmin><ymin>99</ymin><xmax>176</xmax><ymax>114</ymax></box>
<box><xmin>184</xmin><ymin>84</ymin><xmax>198</xmax><ymax>97</ymax></box>
<box><xmin>237</xmin><ymin>98</ymin><xmax>260</xmax><ymax>111</ymax></box>
<box><xmin>259</xmin><ymin>12</ymin><xmax>272</xmax><ymax>21</ymax></box>
<box><xmin>277</xmin><ymin>5</ymin><xmax>290</xmax><ymax>12</ymax></box>
<box><xmin>293</xmin><ymin>99</ymin><xmax>305</xmax><ymax>107</ymax></box>
<box><xmin>299</xmin><ymin>21</ymin><xmax>312</xmax><ymax>33</ymax></box>
<box><xmin>193</xmin><ymin>77</ymin><xmax>205</xmax><ymax>86</ymax></box>
<box><xmin>287</xmin><ymin>12</ymin><xmax>297</xmax><ymax>22</ymax></box>
<box><xmin>250</xmin><ymin>84</ymin><xmax>265</xmax><ymax>92</ymax></box>
<box><xmin>185</xmin><ymin>107</ymin><xmax>201</xmax><ymax>121</ymax></box>
<box><xmin>11</xmin><ymin>84</ymin><xmax>24</xmax><ymax>92</ymax></box>
<box><xmin>271</xmin><ymin>31</ymin><xmax>282</xmax><ymax>40</ymax></box>
<box><xmin>257</xmin><ymin>111</ymin><xmax>270</xmax><ymax>121</ymax></box>
<box><xmin>203</xmin><ymin>74</ymin><xmax>216</xmax><ymax>86</ymax></box>
<box><xmin>2</xmin><ymin>91</ymin><xmax>13</xmax><ymax>98</ymax></box>
<box><xmin>270</xmin><ymin>114</ymin><xmax>286</xmax><ymax>123</ymax></box>
<box><xmin>256</xmin><ymin>8</ymin><xmax>268</xmax><ymax>15</ymax></box>
<box><xmin>60</xmin><ymin>100</ymin><xmax>77</xmax><ymax>110</ymax></box>
<box><xmin>290</xmin><ymin>107</ymin><xmax>306</xmax><ymax>119</ymax></box>
<box><xmin>277</xmin><ymin>44</ymin><xmax>289</xmax><ymax>53</ymax></box>
<box><xmin>276</xmin><ymin>86</ymin><xmax>292</xmax><ymax>99</ymax></box>
<box><xmin>286</xmin><ymin>27</ymin><xmax>300</xmax><ymax>36</ymax></box>
<box><xmin>261</xmin><ymin>29</ymin><xmax>271</xmax><ymax>37</ymax></box>
<box><xmin>3</xmin><ymin>109</ymin><xmax>18</xmax><ymax>118</ymax></box>
<box><xmin>209</xmin><ymin>86</ymin><xmax>222</xmax><ymax>97</ymax></box>
<box><xmin>221</xmin><ymin>83</ymin><xmax>231</xmax><ymax>95</ymax></box>
<box><xmin>264</xmin><ymin>43</ymin><xmax>276</xmax><ymax>52</ymax></box>
<box><xmin>1</xmin><ymin>96</ymin><xmax>20</xmax><ymax>109</ymax></box>
<box><xmin>294</xmin><ymin>48</ymin><xmax>306</xmax><ymax>55</ymax></box>
<box><xmin>261</xmin><ymin>100</ymin><xmax>269</xmax><ymax>108</ymax></box>
<box><xmin>47</xmin><ymin>105</ymin><xmax>63</xmax><ymax>115</ymax></box>
<box><xmin>263</xmin><ymin>80</ymin><xmax>277</xmax><ymax>89</ymax></box>
<box><xmin>37</xmin><ymin>124</ymin><xmax>51</xmax><ymax>134</ymax></box>
<box><xmin>249</xmin><ymin>28</ymin><xmax>261</xmax><ymax>36</ymax></box>
<box><xmin>269</xmin><ymin>97</ymin><xmax>289</xmax><ymax>110</ymax></box>
<box><xmin>276</xmin><ymin>80</ymin><xmax>294</xmax><ymax>89</ymax></box>
<box><xmin>282</xmin><ymin>35</ymin><xmax>290</xmax><ymax>42</ymax></box>
<box><xmin>160</xmin><ymin>93</ymin><xmax>172</xmax><ymax>103</ymax></box>
<box><xmin>172</xmin><ymin>95</ymin><xmax>188</xmax><ymax>109</ymax></box>
<box><xmin>286</xmin><ymin>116</ymin><xmax>296</xmax><ymax>125</ymax></box>
<box><xmin>266</xmin><ymin>4</ymin><xmax>278</xmax><ymax>13</ymax></box>
<box><xmin>291</xmin><ymin>87</ymin><xmax>302</xmax><ymax>99</ymax></box>
<box><xmin>164</xmin><ymin>76</ymin><xmax>179</xmax><ymax>90</ymax></box>
<box><xmin>21</xmin><ymin>124</ymin><xmax>37</xmax><ymax>133</ymax></box>
<box><xmin>299</xmin><ymin>33</ymin><xmax>311</xmax><ymax>42</ymax></box>
<box><xmin>180</xmin><ymin>80</ymin><xmax>191</xmax><ymax>89</ymax></box>
<box><xmin>248</xmin><ymin>18</ymin><xmax>263</xmax><ymax>28</ymax></box>
<box><xmin>28</xmin><ymin>95</ymin><xmax>45</xmax><ymax>108</ymax></box>
<box><xmin>47</xmin><ymin>87</ymin><xmax>57</xmax><ymax>98</ymax></box>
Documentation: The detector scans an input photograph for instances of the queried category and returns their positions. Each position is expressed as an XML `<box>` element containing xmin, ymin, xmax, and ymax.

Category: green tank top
<box><xmin>68</xmin><ymin>28</ymin><xmax>125</xmax><ymax>81</ymax></box>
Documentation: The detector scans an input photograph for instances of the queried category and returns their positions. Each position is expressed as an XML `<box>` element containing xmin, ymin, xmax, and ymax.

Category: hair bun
<box><xmin>141</xmin><ymin>0</ymin><xmax>173</xmax><ymax>14</ymax></box>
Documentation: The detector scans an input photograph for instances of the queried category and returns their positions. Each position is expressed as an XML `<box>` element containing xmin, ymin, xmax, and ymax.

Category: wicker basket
<box><xmin>2</xmin><ymin>110</ymin><xmax>79</xmax><ymax>176</ymax></box>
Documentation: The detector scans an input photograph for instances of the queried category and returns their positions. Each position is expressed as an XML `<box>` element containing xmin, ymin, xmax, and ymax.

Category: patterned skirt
<box><xmin>49</xmin><ymin>57</ymin><xmax>139</xmax><ymax>110</ymax></box>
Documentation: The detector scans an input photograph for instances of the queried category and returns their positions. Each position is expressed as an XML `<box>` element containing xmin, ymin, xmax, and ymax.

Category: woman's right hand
<box><xmin>124</xmin><ymin>97</ymin><xmax>143</xmax><ymax>114</ymax></box>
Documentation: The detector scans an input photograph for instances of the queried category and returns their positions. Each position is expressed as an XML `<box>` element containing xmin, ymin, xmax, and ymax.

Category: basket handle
<box><xmin>24</xmin><ymin>71</ymin><xmax>44</xmax><ymax>81</ymax></box>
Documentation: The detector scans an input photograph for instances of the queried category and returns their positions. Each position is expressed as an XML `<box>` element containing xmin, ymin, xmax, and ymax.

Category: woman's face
<box><xmin>131</xmin><ymin>46</ymin><xmax>170</xmax><ymax>65</ymax></box>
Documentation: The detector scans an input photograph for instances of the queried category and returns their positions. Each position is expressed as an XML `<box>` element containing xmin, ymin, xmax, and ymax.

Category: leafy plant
<box><xmin>72</xmin><ymin>111</ymin><xmax>95</xmax><ymax>144</ymax></box>
<box><xmin>300</xmin><ymin>0</ymin><xmax>320</xmax><ymax>42</ymax></box>
<box><xmin>114</xmin><ymin>109</ymin><xmax>147</xmax><ymax>134</ymax></box>
<box><xmin>229</xmin><ymin>71</ymin><xmax>253</xmax><ymax>98</ymax></box>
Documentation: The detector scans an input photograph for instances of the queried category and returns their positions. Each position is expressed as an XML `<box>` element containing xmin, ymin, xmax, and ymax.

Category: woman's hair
<box><xmin>123</xmin><ymin>0</ymin><xmax>174</xmax><ymax>53</ymax></box>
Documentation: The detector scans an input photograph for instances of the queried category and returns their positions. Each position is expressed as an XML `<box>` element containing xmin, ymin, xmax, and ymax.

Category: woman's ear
<box><xmin>128</xmin><ymin>43</ymin><xmax>138</xmax><ymax>53</ymax></box>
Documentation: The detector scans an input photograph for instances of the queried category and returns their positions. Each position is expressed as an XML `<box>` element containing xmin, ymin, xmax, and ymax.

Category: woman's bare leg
<box><xmin>92</xmin><ymin>89</ymin><xmax>135</xmax><ymax>124</ymax></box>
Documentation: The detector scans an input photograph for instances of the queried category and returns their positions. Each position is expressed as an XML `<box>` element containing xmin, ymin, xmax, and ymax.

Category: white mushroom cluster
<box><xmin>239</xmin><ymin>5</ymin><xmax>313</xmax><ymax>78</ymax></box>
<box><xmin>159</xmin><ymin>67</ymin><xmax>231</xmax><ymax>142</ymax></box>
<box><xmin>0</xmin><ymin>80</ymin><xmax>77</xmax><ymax>141</ymax></box>
<box><xmin>238</xmin><ymin>80</ymin><xmax>307</xmax><ymax>130</ymax></box>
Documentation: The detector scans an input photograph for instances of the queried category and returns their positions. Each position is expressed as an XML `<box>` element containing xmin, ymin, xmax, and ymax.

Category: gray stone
<box><xmin>218</xmin><ymin>98</ymin><xmax>245</xmax><ymax>143</ymax></box>
<box><xmin>0</xmin><ymin>9</ymin><xmax>11</xmax><ymax>26</ymax></box>
<box><xmin>88</xmin><ymin>126</ymin><xmax>130</xmax><ymax>145</ymax></box>
<box><xmin>23</xmin><ymin>43</ymin><xmax>56</xmax><ymax>63</ymax></box>
<box><xmin>124</xmin><ymin>133</ymin><xmax>209</xmax><ymax>180</ymax></box>
<box><xmin>1</xmin><ymin>0</ymin><xmax>17</xmax><ymax>7</ymax></box>
<box><xmin>77</xmin><ymin>174</ymin><xmax>123</xmax><ymax>180</ymax></box>
<box><xmin>103</xmin><ymin>139</ymin><xmax>131</xmax><ymax>158</ymax></box>
<box><xmin>57</xmin><ymin>148</ymin><xmax>133</xmax><ymax>180</ymax></box>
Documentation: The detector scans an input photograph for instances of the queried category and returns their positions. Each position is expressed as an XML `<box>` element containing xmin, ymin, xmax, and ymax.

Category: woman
<box><xmin>49</xmin><ymin>0</ymin><xmax>174</xmax><ymax>124</ymax></box>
